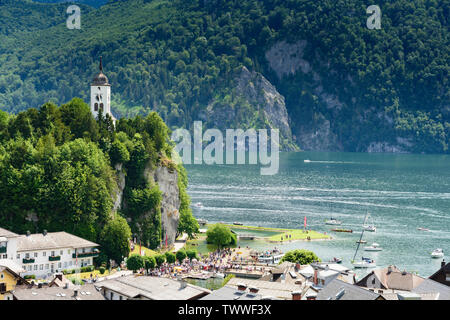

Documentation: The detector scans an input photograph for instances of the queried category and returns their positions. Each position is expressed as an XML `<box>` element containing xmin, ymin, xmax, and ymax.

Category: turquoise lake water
<box><xmin>185</xmin><ymin>152</ymin><xmax>450</xmax><ymax>278</ymax></box>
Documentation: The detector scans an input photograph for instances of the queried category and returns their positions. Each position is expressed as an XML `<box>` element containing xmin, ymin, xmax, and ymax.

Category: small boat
<box><xmin>364</xmin><ymin>225</ymin><xmax>376</xmax><ymax>232</ymax></box>
<box><xmin>364</xmin><ymin>243</ymin><xmax>383</xmax><ymax>252</ymax></box>
<box><xmin>431</xmin><ymin>248</ymin><xmax>444</xmax><ymax>259</ymax></box>
<box><xmin>304</xmin><ymin>159</ymin><xmax>311</xmax><ymax>163</ymax></box>
<box><xmin>332</xmin><ymin>228</ymin><xmax>353</xmax><ymax>233</ymax></box>
<box><xmin>417</xmin><ymin>227</ymin><xmax>429</xmax><ymax>231</ymax></box>
<box><xmin>352</xmin><ymin>257</ymin><xmax>376</xmax><ymax>268</ymax></box>
<box><xmin>233</xmin><ymin>222</ymin><xmax>243</xmax><ymax>226</ymax></box>
<box><xmin>197</xmin><ymin>218</ymin><xmax>208</xmax><ymax>226</ymax></box>
<box><xmin>194</xmin><ymin>202</ymin><xmax>204</xmax><ymax>208</ymax></box>
<box><xmin>356</xmin><ymin>240</ymin><xmax>367</xmax><ymax>244</ymax></box>
<box><xmin>325</xmin><ymin>218</ymin><xmax>342</xmax><ymax>225</ymax></box>
<box><xmin>257</xmin><ymin>249</ymin><xmax>284</xmax><ymax>264</ymax></box>
<box><xmin>332</xmin><ymin>257</ymin><xmax>342</xmax><ymax>264</ymax></box>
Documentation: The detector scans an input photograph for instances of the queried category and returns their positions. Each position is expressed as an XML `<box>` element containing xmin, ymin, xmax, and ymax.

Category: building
<box><xmin>201</xmin><ymin>285</ymin><xmax>269</xmax><ymax>300</ymax></box>
<box><xmin>91</xmin><ymin>57</ymin><xmax>115</xmax><ymax>122</ymax></box>
<box><xmin>95</xmin><ymin>275</ymin><xmax>211</xmax><ymax>300</ymax></box>
<box><xmin>225</xmin><ymin>277</ymin><xmax>303</xmax><ymax>300</ymax></box>
<box><xmin>0</xmin><ymin>227</ymin><xmax>99</xmax><ymax>279</ymax></box>
<box><xmin>356</xmin><ymin>265</ymin><xmax>450</xmax><ymax>300</ymax></box>
<box><xmin>13</xmin><ymin>283</ymin><xmax>105</xmax><ymax>300</ymax></box>
<box><xmin>429</xmin><ymin>260</ymin><xmax>450</xmax><ymax>287</ymax></box>
<box><xmin>316</xmin><ymin>278</ymin><xmax>384</xmax><ymax>300</ymax></box>
<box><xmin>0</xmin><ymin>259</ymin><xmax>28</xmax><ymax>300</ymax></box>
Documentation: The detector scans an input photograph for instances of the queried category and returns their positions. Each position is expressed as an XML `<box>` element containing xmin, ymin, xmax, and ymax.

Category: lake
<box><xmin>185</xmin><ymin>151</ymin><xmax>450</xmax><ymax>278</ymax></box>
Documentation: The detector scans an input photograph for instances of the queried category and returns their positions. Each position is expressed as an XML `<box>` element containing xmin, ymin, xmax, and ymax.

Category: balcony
<box><xmin>49</xmin><ymin>255</ymin><xmax>61</xmax><ymax>261</ymax></box>
<box><xmin>72</xmin><ymin>251</ymin><xmax>99</xmax><ymax>259</ymax></box>
<box><xmin>22</xmin><ymin>258</ymin><xmax>35</xmax><ymax>264</ymax></box>
<box><xmin>0</xmin><ymin>246</ymin><xmax>6</xmax><ymax>254</ymax></box>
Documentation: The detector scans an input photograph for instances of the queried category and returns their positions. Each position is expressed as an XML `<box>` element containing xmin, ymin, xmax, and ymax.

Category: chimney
<box><xmin>73</xmin><ymin>289</ymin><xmax>78</xmax><ymax>297</ymax></box>
<box><xmin>306</xmin><ymin>294</ymin><xmax>317</xmax><ymax>300</ymax></box>
<box><xmin>237</xmin><ymin>283</ymin><xmax>247</xmax><ymax>291</ymax></box>
<box><xmin>43</xmin><ymin>230</ymin><xmax>47</xmax><ymax>236</ymax></box>
<box><xmin>387</xmin><ymin>266</ymin><xmax>392</xmax><ymax>274</ymax></box>
<box><xmin>249</xmin><ymin>286</ymin><xmax>259</xmax><ymax>294</ymax></box>
<box><xmin>291</xmin><ymin>290</ymin><xmax>302</xmax><ymax>300</ymax></box>
<box><xmin>313</xmin><ymin>269</ymin><xmax>318</xmax><ymax>285</ymax></box>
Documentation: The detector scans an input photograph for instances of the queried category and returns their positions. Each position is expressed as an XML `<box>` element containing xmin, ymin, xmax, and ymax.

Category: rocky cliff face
<box><xmin>202</xmin><ymin>66</ymin><xmax>296</xmax><ymax>150</ymax></box>
<box><xmin>113</xmin><ymin>163</ymin><xmax>181</xmax><ymax>248</ymax></box>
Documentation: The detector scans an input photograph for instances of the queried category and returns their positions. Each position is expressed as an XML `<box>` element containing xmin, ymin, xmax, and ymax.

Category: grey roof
<box><xmin>411</xmin><ymin>278</ymin><xmax>450</xmax><ymax>300</ymax></box>
<box><xmin>0</xmin><ymin>227</ymin><xmax>19</xmax><ymax>238</ymax></box>
<box><xmin>13</xmin><ymin>284</ymin><xmax>105</xmax><ymax>300</ymax></box>
<box><xmin>16</xmin><ymin>232</ymin><xmax>99</xmax><ymax>252</ymax></box>
<box><xmin>201</xmin><ymin>286</ymin><xmax>263</xmax><ymax>300</ymax></box>
<box><xmin>95</xmin><ymin>275</ymin><xmax>211</xmax><ymax>300</ymax></box>
<box><xmin>0</xmin><ymin>259</ymin><xmax>26</xmax><ymax>274</ymax></box>
<box><xmin>317</xmin><ymin>279</ymin><xmax>382</xmax><ymax>300</ymax></box>
<box><xmin>226</xmin><ymin>277</ymin><xmax>301</xmax><ymax>300</ymax></box>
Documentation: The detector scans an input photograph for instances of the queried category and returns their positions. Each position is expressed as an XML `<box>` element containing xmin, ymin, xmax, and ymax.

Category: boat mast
<box><xmin>352</xmin><ymin>212</ymin><xmax>368</xmax><ymax>262</ymax></box>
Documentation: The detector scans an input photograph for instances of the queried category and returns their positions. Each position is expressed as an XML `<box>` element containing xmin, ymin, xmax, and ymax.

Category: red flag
<box><xmin>304</xmin><ymin>216</ymin><xmax>307</xmax><ymax>229</ymax></box>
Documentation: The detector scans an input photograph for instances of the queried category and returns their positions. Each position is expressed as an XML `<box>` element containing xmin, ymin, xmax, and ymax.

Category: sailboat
<box><xmin>351</xmin><ymin>214</ymin><xmax>376</xmax><ymax>269</ymax></box>
<box><xmin>363</xmin><ymin>212</ymin><xmax>376</xmax><ymax>232</ymax></box>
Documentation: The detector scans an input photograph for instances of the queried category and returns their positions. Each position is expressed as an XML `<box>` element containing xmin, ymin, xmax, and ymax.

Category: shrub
<box><xmin>99</xmin><ymin>266</ymin><xmax>106</xmax><ymax>274</ymax></box>
<box><xmin>176</xmin><ymin>249</ymin><xmax>187</xmax><ymax>262</ymax></box>
<box><xmin>24</xmin><ymin>275</ymin><xmax>36</xmax><ymax>280</ymax></box>
<box><xmin>206</xmin><ymin>224</ymin><xmax>236</xmax><ymax>249</ymax></box>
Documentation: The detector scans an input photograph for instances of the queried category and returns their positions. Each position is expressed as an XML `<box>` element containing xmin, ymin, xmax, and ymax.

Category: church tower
<box><xmin>90</xmin><ymin>57</ymin><xmax>112</xmax><ymax>120</ymax></box>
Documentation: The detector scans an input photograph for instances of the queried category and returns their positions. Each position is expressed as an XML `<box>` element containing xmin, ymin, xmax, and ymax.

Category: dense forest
<box><xmin>0</xmin><ymin>99</ymin><xmax>198</xmax><ymax>265</ymax></box>
<box><xmin>0</xmin><ymin>0</ymin><xmax>448</xmax><ymax>153</ymax></box>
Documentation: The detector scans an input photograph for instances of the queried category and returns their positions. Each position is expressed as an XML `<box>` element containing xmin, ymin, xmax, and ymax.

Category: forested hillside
<box><xmin>0</xmin><ymin>0</ymin><xmax>448</xmax><ymax>153</ymax></box>
<box><xmin>0</xmin><ymin>100</ymin><xmax>198</xmax><ymax>264</ymax></box>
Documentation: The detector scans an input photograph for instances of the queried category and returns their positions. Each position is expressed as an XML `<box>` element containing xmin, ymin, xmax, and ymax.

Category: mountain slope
<box><xmin>0</xmin><ymin>0</ymin><xmax>448</xmax><ymax>153</ymax></box>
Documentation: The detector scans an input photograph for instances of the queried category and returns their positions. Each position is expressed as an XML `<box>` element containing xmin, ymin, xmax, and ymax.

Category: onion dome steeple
<box><xmin>92</xmin><ymin>56</ymin><xmax>110</xmax><ymax>86</ymax></box>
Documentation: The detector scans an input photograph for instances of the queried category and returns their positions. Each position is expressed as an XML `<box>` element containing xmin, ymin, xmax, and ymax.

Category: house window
<box><xmin>34</xmin><ymin>252</ymin><xmax>38</xmax><ymax>258</ymax></box>
<box><xmin>25</xmin><ymin>253</ymin><xmax>30</xmax><ymax>259</ymax></box>
<box><xmin>69</xmin><ymin>261</ymin><xmax>72</xmax><ymax>266</ymax></box>
<box><xmin>60</xmin><ymin>250</ymin><xmax>63</xmax><ymax>256</ymax></box>
<box><xmin>68</xmin><ymin>250</ymin><xmax>71</xmax><ymax>255</ymax></box>
<box><xmin>34</xmin><ymin>265</ymin><xmax>38</xmax><ymax>271</ymax></box>
<box><xmin>2</xmin><ymin>254</ymin><xmax>6</xmax><ymax>259</ymax></box>
<box><xmin>45</xmin><ymin>264</ymin><xmax>49</xmax><ymax>270</ymax></box>
<box><xmin>58</xmin><ymin>262</ymin><xmax>61</xmax><ymax>269</ymax></box>
<box><xmin>51</xmin><ymin>251</ymin><xmax>55</xmax><ymax>256</ymax></box>
<box><xmin>0</xmin><ymin>273</ymin><xmax>4</xmax><ymax>279</ymax></box>
<box><xmin>27</xmin><ymin>265</ymin><xmax>32</xmax><ymax>271</ymax></box>
<box><xmin>94</xmin><ymin>103</ymin><xmax>98</xmax><ymax>111</ymax></box>
<box><xmin>40</xmin><ymin>264</ymin><xmax>43</xmax><ymax>270</ymax></box>
<box><xmin>43</xmin><ymin>252</ymin><xmax>46</xmax><ymax>257</ymax></box>
<box><xmin>64</xmin><ymin>262</ymin><xmax>67</xmax><ymax>268</ymax></box>
<box><xmin>17</xmin><ymin>254</ymin><xmax>20</xmax><ymax>259</ymax></box>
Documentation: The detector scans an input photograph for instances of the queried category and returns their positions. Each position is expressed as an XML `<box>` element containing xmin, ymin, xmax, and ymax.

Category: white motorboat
<box><xmin>214</xmin><ymin>272</ymin><xmax>225</xmax><ymax>278</ymax></box>
<box><xmin>304</xmin><ymin>159</ymin><xmax>311</xmax><ymax>163</ymax></box>
<box><xmin>364</xmin><ymin>243</ymin><xmax>383</xmax><ymax>252</ymax></box>
<box><xmin>257</xmin><ymin>249</ymin><xmax>284</xmax><ymax>264</ymax></box>
<box><xmin>352</xmin><ymin>257</ymin><xmax>376</xmax><ymax>268</ymax></box>
<box><xmin>417</xmin><ymin>227</ymin><xmax>429</xmax><ymax>231</ymax></box>
<box><xmin>325</xmin><ymin>218</ymin><xmax>342</xmax><ymax>225</ymax></box>
<box><xmin>431</xmin><ymin>248</ymin><xmax>444</xmax><ymax>259</ymax></box>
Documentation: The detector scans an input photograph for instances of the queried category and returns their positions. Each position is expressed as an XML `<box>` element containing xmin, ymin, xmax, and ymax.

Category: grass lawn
<box><xmin>267</xmin><ymin>229</ymin><xmax>331</xmax><ymax>242</ymax></box>
<box><xmin>67</xmin><ymin>268</ymin><xmax>114</xmax><ymax>281</ymax></box>
<box><xmin>130</xmin><ymin>245</ymin><xmax>158</xmax><ymax>257</ymax></box>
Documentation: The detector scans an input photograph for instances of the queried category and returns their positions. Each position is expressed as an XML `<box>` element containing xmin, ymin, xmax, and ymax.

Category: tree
<box><xmin>165</xmin><ymin>251</ymin><xmax>176</xmax><ymax>264</ymax></box>
<box><xmin>186</xmin><ymin>249</ymin><xmax>198</xmax><ymax>260</ymax></box>
<box><xmin>99</xmin><ymin>214</ymin><xmax>132</xmax><ymax>265</ymax></box>
<box><xmin>143</xmin><ymin>255</ymin><xmax>156</xmax><ymax>273</ymax></box>
<box><xmin>176</xmin><ymin>249</ymin><xmax>187</xmax><ymax>262</ymax></box>
<box><xmin>280</xmin><ymin>249</ymin><xmax>320</xmax><ymax>265</ymax></box>
<box><xmin>127</xmin><ymin>254</ymin><xmax>144</xmax><ymax>272</ymax></box>
<box><xmin>206</xmin><ymin>224</ymin><xmax>236</xmax><ymax>249</ymax></box>
<box><xmin>154</xmin><ymin>254</ymin><xmax>166</xmax><ymax>267</ymax></box>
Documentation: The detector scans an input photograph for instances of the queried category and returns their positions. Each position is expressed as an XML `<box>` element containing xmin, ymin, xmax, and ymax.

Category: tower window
<box><xmin>94</xmin><ymin>103</ymin><xmax>98</xmax><ymax>111</ymax></box>
<box><xmin>100</xmin><ymin>103</ymin><xmax>104</xmax><ymax>111</ymax></box>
